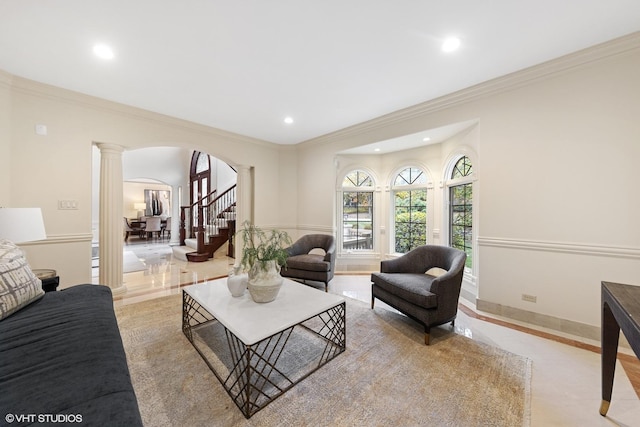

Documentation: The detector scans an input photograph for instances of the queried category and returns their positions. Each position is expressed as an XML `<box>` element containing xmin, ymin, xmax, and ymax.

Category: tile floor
<box><xmin>96</xmin><ymin>240</ymin><xmax>640</xmax><ymax>426</ymax></box>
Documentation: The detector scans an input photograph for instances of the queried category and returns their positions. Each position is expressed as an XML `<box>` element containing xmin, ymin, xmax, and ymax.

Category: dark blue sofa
<box><xmin>0</xmin><ymin>285</ymin><xmax>143</xmax><ymax>426</ymax></box>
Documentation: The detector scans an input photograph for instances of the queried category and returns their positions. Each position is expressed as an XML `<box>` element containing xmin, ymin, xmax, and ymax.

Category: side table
<box><xmin>600</xmin><ymin>281</ymin><xmax>640</xmax><ymax>416</ymax></box>
<box><xmin>33</xmin><ymin>269</ymin><xmax>60</xmax><ymax>292</ymax></box>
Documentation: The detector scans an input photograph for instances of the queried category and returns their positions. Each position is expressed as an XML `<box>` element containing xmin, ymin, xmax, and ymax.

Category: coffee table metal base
<box><xmin>182</xmin><ymin>291</ymin><xmax>346</xmax><ymax>418</ymax></box>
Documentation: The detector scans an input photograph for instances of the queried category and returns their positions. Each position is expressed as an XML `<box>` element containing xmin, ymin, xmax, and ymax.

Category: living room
<box><xmin>1</xmin><ymin>2</ymin><xmax>639</xmax><ymax>425</ymax></box>
<box><xmin>5</xmin><ymin>31</ymin><xmax>638</xmax><ymax>341</ymax></box>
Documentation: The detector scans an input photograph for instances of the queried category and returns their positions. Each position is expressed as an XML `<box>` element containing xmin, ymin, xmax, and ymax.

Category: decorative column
<box><xmin>234</xmin><ymin>165</ymin><xmax>253</xmax><ymax>260</ymax></box>
<box><xmin>96</xmin><ymin>143</ymin><xmax>125</xmax><ymax>293</ymax></box>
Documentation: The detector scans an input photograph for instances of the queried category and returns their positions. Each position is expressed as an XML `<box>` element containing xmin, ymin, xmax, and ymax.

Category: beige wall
<box><xmin>2</xmin><ymin>33</ymin><xmax>639</xmax><ymax>333</ymax></box>
<box><xmin>0</xmin><ymin>71</ymin><xmax>12</xmax><ymax>205</ymax></box>
<box><xmin>295</xmin><ymin>35</ymin><xmax>640</xmax><ymax>330</ymax></box>
<box><xmin>2</xmin><ymin>77</ymin><xmax>284</xmax><ymax>287</ymax></box>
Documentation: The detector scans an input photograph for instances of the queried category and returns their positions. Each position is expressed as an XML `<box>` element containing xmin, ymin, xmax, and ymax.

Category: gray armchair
<box><xmin>280</xmin><ymin>234</ymin><xmax>336</xmax><ymax>292</ymax></box>
<box><xmin>371</xmin><ymin>245</ymin><xmax>467</xmax><ymax>345</ymax></box>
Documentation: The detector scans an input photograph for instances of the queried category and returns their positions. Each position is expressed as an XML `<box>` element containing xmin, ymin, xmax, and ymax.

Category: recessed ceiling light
<box><xmin>374</xmin><ymin>148</ymin><xmax>381</xmax><ymax>152</ymax></box>
<box><xmin>284</xmin><ymin>116</ymin><xmax>294</xmax><ymax>124</ymax></box>
<box><xmin>93</xmin><ymin>43</ymin><xmax>115</xmax><ymax>60</ymax></box>
<box><xmin>441</xmin><ymin>37</ymin><xmax>461</xmax><ymax>53</ymax></box>
<box><xmin>423</xmin><ymin>137</ymin><xmax>431</xmax><ymax>142</ymax></box>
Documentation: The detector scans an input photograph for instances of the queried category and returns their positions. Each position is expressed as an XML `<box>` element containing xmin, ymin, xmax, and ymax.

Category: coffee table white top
<box><xmin>184</xmin><ymin>278</ymin><xmax>345</xmax><ymax>345</ymax></box>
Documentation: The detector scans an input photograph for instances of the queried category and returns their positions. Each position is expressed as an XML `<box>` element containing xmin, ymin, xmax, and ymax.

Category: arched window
<box><xmin>449</xmin><ymin>156</ymin><xmax>473</xmax><ymax>269</ymax></box>
<box><xmin>341</xmin><ymin>170</ymin><xmax>374</xmax><ymax>251</ymax></box>
<box><xmin>190</xmin><ymin>151</ymin><xmax>211</xmax><ymax>206</ymax></box>
<box><xmin>392</xmin><ymin>167</ymin><xmax>427</xmax><ymax>253</ymax></box>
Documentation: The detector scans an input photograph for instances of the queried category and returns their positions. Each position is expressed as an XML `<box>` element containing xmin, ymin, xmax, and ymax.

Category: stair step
<box><xmin>172</xmin><ymin>245</ymin><xmax>197</xmax><ymax>262</ymax></box>
<box><xmin>184</xmin><ymin>238</ymin><xmax>198</xmax><ymax>250</ymax></box>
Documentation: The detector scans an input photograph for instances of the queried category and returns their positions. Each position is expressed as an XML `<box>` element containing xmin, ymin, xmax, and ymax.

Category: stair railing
<box><xmin>179</xmin><ymin>185</ymin><xmax>237</xmax><ymax>253</ymax></box>
<box><xmin>179</xmin><ymin>189</ymin><xmax>217</xmax><ymax>246</ymax></box>
<box><xmin>203</xmin><ymin>185</ymin><xmax>236</xmax><ymax>239</ymax></box>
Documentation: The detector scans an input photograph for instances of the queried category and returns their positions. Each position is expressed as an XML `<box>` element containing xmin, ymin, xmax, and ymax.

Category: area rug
<box><xmin>115</xmin><ymin>291</ymin><xmax>531</xmax><ymax>427</ymax></box>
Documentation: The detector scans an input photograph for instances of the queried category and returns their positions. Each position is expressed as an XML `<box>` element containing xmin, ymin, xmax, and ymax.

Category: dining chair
<box><xmin>123</xmin><ymin>217</ymin><xmax>135</xmax><ymax>241</ymax></box>
<box><xmin>161</xmin><ymin>217</ymin><xmax>171</xmax><ymax>241</ymax></box>
<box><xmin>144</xmin><ymin>217</ymin><xmax>162</xmax><ymax>241</ymax></box>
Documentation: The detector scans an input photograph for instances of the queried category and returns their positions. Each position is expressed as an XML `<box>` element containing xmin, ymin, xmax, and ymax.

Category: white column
<box><xmin>96</xmin><ymin>143</ymin><xmax>125</xmax><ymax>293</ymax></box>
<box><xmin>234</xmin><ymin>165</ymin><xmax>253</xmax><ymax>260</ymax></box>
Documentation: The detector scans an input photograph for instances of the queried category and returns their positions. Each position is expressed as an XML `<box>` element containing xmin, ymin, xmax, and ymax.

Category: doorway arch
<box><xmin>92</xmin><ymin>144</ymin><xmax>250</xmax><ymax>290</ymax></box>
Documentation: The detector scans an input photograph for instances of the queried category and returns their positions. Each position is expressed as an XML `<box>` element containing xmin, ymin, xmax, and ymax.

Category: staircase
<box><xmin>172</xmin><ymin>185</ymin><xmax>236</xmax><ymax>262</ymax></box>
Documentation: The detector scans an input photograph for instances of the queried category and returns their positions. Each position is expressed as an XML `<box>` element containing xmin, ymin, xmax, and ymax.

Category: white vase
<box><xmin>247</xmin><ymin>260</ymin><xmax>283</xmax><ymax>303</ymax></box>
<box><xmin>227</xmin><ymin>267</ymin><xmax>248</xmax><ymax>297</ymax></box>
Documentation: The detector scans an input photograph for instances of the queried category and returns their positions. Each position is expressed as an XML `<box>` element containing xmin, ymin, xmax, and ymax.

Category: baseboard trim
<box><xmin>460</xmin><ymin>288</ymin><xmax>476</xmax><ymax>304</ymax></box>
<box><xmin>476</xmin><ymin>298</ymin><xmax>601</xmax><ymax>341</ymax></box>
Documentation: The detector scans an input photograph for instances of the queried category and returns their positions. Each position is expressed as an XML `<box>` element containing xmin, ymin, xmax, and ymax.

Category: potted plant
<box><xmin>238</xmin><ymin>220</ymin><xmax>292</xmax><ymax>303</ymax></box>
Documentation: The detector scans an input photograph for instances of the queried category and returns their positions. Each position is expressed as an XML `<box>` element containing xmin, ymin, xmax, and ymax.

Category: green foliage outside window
<box><xmin>394</xmin><ymin>188</ymin><xmax>427</xmax><ymax>253</ymax></box>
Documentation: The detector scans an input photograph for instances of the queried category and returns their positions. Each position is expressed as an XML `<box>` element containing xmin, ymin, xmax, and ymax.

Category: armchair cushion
<box><xmin>286</xmin><ymin>254</ymin><xmax>331</xmax><ymax>272</ymax></box>
<box><xmin>372</xmin><ymin>272</ymin><xmax>438</xmax><ymax>309</ymax></box>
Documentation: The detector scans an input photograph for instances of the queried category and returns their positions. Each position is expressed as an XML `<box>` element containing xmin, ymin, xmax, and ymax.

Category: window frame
<box><xmin>338</xmin><ymin>169</ymin><xmax>376</xmax><ymax>253</ymax></box>
<box><xmin>391</xmin><ymin>166</ymin><xmax>429</xmax><ymax>254</ymax></box>
<box><xmin>443</xmin><ymin>154</ymin><xmax>476</xmax><ymax>273</ymax></box>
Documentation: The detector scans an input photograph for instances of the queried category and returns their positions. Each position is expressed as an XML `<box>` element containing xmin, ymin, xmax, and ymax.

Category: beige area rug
<box><xmin>116</xmin><ymin>292</ymin><xmax>531</xmax><ymax>427</ymax></box>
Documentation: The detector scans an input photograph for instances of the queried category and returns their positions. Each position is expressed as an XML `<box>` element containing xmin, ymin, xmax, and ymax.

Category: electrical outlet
<box><xmin>522</xmin><ymin>294</ymin><xmax>537</xmax><ymax>303</ymax></box>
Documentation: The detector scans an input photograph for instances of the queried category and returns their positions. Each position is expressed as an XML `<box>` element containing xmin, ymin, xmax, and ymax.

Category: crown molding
<box><xmin>0</xmin><ymin>69</ymin><xmax>13</xmax><ymax>89</ymax></box>
<box><xmin>6</xmin><ymin>74</ymin><xmax>278</xmax><ymax>149</ymax></box>
<box><xmin>300</xmin><ymin>31</ymin><xmax>640</xmax><ymax>148</ymax></box>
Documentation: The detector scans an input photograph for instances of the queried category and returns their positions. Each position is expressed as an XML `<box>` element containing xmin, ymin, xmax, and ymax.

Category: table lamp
<box><xmin>0</xmin><ymin>208</ymin><xmax>47</xmax><ymax>243</ymax></box>
<box><xmin>134</xmin><ymin>203</ymin><xmax>146</xmax><ymax>219</ymax></box>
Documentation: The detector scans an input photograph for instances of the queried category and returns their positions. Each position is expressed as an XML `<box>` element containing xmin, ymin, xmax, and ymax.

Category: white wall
<box><xmin>0</xmin><ymin>71</ymin><xmax>11</xmax><ymax>205</ymax></box>
<box><xmin>2</xmin><ymin>34</ymin><xmax>639</xmax><ymax>335</ymax></box>
<box><xmin>215</xmin><ymin>158</ymin><xmax>237</xmax><ymax>194</ymax></box>
<box><xmin>295</xmin><ymin>37</ymin><xmax>640</xmax><ymax>331</ymax></box>
<box><xmin>3</xmin><ymin>76</ymin><xmax>283</xmax><ymax>288</ymax></box>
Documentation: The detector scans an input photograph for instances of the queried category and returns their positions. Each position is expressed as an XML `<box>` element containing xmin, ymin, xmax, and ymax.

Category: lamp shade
<box><xmin>133</xmin><ymin>203</ymin><xmax>146</xmax><ymax>210</ymax></box>
<box><xmin>0</xmin><ymin>208</ymin><xmax>47</xmax><ymax>243</ymax></box>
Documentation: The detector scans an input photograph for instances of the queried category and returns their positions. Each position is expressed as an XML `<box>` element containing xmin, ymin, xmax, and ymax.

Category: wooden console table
<box><xmin>600</xmin><ymin>281</ymin><xmax>640</xmax><ymax>416</ymax></box>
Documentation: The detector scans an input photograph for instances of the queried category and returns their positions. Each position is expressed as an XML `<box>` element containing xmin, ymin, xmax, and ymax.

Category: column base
<box><xmin>108</xmin><ymin>284</ymin><xmax>127</xmax><ymax>296</ymax></box>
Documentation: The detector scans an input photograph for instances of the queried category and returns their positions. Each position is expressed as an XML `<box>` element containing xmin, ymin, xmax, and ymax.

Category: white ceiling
<box><xmin>1</xmin><ymin>1</ymin><xmax>639</xmax><ymax>145</ymax></box>
<box><xmin>338</xmin><ymin>119</ymin><xmax>478</xmax><ymax>155</ymax></box>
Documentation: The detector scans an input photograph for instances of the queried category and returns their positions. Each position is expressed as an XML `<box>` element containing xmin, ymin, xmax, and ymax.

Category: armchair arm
<box><xmin>323</xmin><ymin>238</ymin><xmax>336</xmax><ymax>264</ymax></box>
<box><xmin>380</xmin><ymin>257</ymin><xmax>406</xmax><ymax>273</ymax></box>
<box><xmin>285</xmin><ymin>239</ymin><xmax>308</xmax><ymax>257</ymax></box>
<box><xmin>428</xmin><ymin>254</ymin><xmax>466</xmax><ymax>295</ymax></box>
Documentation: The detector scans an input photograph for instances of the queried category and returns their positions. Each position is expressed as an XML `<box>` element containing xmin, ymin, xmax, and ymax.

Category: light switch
<box><xmin>58</xmin><ymin>200</ymin><xmax>78</xmax><ymax>210</ymax></box>
<box><xmin>35</xmin><ymin>124</ymin><xmax>47</xmax><ymax>135</ymax></box>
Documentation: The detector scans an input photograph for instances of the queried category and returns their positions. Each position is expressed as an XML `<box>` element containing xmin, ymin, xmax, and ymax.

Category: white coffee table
<box><xmin>182</xmin><ymin>278</ymin><xmax>346</xmax><ymax>418</ymax></box>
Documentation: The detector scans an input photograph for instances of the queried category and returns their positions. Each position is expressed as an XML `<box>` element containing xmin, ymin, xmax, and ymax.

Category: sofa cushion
<box><xmin>371</xmin><ymin>272</ymin><xmax>438</xmax><ymax>309</ymax></box>
<box><xmin>0</xmin><ymin>284</ymin><xmax>143</xmax><ymax>425</ymax></box>
<box><xmin>286</xmin><ymin>254</ymin><xmax>330</xmax><ymax>272</ymax></box>
<box><xmin>0</xmin><ymin>239</ymin><xmax>45</xmax><ymax>320</ymax></box>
